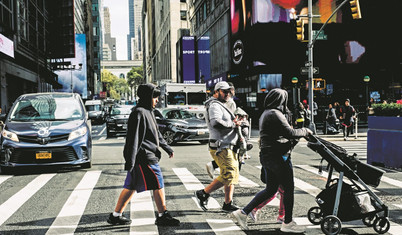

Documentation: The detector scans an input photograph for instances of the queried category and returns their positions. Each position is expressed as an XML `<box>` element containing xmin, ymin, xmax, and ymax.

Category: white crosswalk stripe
<box><xmin>130</xmin><ymin>191</ymin><xmax>158</xmax><ymax>235</ymax></box>
<box><xmin>0</xmin><ymin>174</ymin><xmax>56</xmax><ymax>226</ymax></box>
<box><xmin>46</xmin><ymin>171</ymin><xmax>101</xmax><ymax>234</ymax></box>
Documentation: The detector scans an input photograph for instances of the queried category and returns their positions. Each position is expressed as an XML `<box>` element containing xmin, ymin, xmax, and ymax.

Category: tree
<box><xmin>101</xmin><ymin>69</ymin><xmax>130</xmax><ymax>100</ymax></box>
<box><xmin>127</xmin><ymin>66</ymin><xmax>144</xmax><ymax>100</ymax></box>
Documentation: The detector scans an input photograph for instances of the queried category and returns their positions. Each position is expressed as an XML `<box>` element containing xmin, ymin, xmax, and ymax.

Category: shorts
<box><xmin>210</xmin><ymin>148</ymin><xmax>239</xmax><ymax>185</ymax></box>
<box><xmin>123</xmin><ymin>163</ymin><xmax>164</xmax><ymax>192</ymax></box>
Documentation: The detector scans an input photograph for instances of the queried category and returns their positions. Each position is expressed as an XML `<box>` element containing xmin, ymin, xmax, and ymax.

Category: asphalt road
<box><xmin>1</xmin><ymin>123</ymin><xmax>402</xmax><ymax>234</ymax></box>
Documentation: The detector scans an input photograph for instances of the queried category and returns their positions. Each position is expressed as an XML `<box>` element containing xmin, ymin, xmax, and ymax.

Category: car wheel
<box><xmin>199</xmin><ymin>140</ymin><xmax>208</xmax><ymax>144</ymax></box>
<box><xmin>0</xmin><ymin>166</ymin><xmax>12</xmax><ymax>175</ymax></box>
<box><xmin>81</xmin><ymin>161</ymin><xmax>92</xmax><ymax>169</ymax></box>
<box><xmin>163</xmin><ymin>131</ymin><xmax>175</xmax><ymax>145</ymax></box>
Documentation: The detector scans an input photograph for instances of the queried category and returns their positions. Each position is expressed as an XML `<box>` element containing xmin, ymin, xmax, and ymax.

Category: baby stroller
<box><xmin>306</xmin><ymin>135</ymin><xmax>389</xmax><ymax>235</ymax></box>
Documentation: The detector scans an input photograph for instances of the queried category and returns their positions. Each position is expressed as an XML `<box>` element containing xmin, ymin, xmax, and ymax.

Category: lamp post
<box><xmin>364</xmin><ymin>75</ymin><xmax>370</xmax><ymax>107</ymax></box>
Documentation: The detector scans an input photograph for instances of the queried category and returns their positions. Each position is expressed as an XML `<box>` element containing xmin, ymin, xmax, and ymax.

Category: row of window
<box><xmin>193</xmin><ymin>0</ymin><xmax>223</xmax><ymax>30</ymax></box>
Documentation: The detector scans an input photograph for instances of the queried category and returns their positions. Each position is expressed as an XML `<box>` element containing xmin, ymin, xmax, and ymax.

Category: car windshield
<box><xmin>164</xmin><ymin>110</ymin><xmax>194</xmax><ymax>119</ymax></box>
<box><xmin>188</xmin><ymin>92</ymin><xmax>206</xmax><ymax>105</ymax></box>
<box><xmin>86</xmin><ymin>105</ymin><xmax>101</xmax><ymax>111</ymax></box>
<box><xmin>167</xmin><ymin>92</ymin><xmax>186</xmax><ymax>105</ymax></box>
<box><xmin>9</xmin><ymin>94</ymin><xmax>84</xmax><ymax>121</ymax></box>
<box><xmin>110</xmin><ymin>107</ymin><xmax>132</xmax><ymax>115</ymax></box>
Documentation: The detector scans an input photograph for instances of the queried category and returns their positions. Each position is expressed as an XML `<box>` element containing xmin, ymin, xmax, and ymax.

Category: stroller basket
<box><xmin>307</xmin><ymin>136</ymin><xmax>385</xmax><ymax>187</ymax></box>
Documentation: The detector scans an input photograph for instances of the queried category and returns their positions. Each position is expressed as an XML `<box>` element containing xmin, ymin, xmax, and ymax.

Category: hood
<box><xmin>169</xmin><ymin>118</ymin><xmax>207</xmax><ymax>127</ymax></box>
<box><xmin>263</xmin><ymin>88</ymin><xmax>288</xmax><ymax>113</ymax></box>
<box><xmin>5</xmin><ymin>120</ymin><xmax>85</xmax><ymax>136</ymax></box>
<box><xmin>137</xmin><ymin>83</ymin><xmax>159</xmax><ymax>110</ymax></box>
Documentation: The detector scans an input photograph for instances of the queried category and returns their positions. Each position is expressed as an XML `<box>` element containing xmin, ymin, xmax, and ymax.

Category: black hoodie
<box><xmin>123</xmin><ymin>83</ymin><xmax>173</xmax><ymax>171</ymax></box>
<box><xmin>259</xmin><ymin>88</ymin><xmax>309</xmax><ymax>156</ymax></box>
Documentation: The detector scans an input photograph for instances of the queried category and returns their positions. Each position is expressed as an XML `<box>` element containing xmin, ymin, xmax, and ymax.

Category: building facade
<box><xmin>92</xmin><ymin>0</ymin><xmax>103</xmax><ymax>96</ymax></box>
<box><xmin>143</xmin><ymin>0</ymin><xmax>189</xmax><ymax>85</ymax></box>
<box><xmin>102</xmin><ymin>6</ymin><xmax>116</xmax><ymax>61</ymax></box>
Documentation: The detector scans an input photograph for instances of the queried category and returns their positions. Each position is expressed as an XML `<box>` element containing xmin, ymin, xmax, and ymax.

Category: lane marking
<box><xmin>130</xmin><ymin>191</ymin><xmax>158</xmax><ymax>235</ymax></box>
<box><xmin>0</xmin><ymin>175</ymin><xmax>12</xmax><ymax>185</ymax></box>
<box><xmin>99</xmin><ymin>126</ymin><xmax>106</xmax><ymax>136</ymax></box>
<box><xmin>238</xmin><ymin>175</ymin><xmax>259</xmax><ymax>188</ymax></box>
<box><xmin>0</xmin><ymin>174</ymin><xmax>56</xmax><ymax>226</ymax></box>
<box><xmin>206</xmin><ymin>219</ymin><xmax>244</xmax><ymax>234</ymax></box>
<box><xmin>172</xmin><ymin>168</ymin><xmax>220</xmax><ymax>209</ymax></box>
<box><xmin>46</xmin><ymin>171</ymin><xmax>101</xmax><ymax>235</ymax></box>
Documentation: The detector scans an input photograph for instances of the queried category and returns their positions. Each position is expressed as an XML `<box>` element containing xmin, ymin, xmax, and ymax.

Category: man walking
<box><xmin>195</xmin><ymin>81</ymin><xmax>241</xmax><ymax>212</ymax></box>
<box><xmin>341</xmin><ymin>98</ymin><xmax>356</xmax><ymax>140</ymax></box>
<box><xmin>107</xmin><ymin>83</ymin><xmax>180</xmax><ymax>226</ymax></box>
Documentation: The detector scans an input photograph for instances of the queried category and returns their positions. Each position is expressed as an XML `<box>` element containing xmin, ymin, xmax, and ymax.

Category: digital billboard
<box><xmin>182</xmin><ymin>36</ymin><xmax>196</xmax><ymax>84</ymax></box>
<box><xmin>197</xmin><ymin>36</ymin><xmax>211</xmax><ymax>83</ymax></box>
<box><xmin>55</xmin><ymin>34</ymin><xmax>88</xmax><ymax>98</ymax></box>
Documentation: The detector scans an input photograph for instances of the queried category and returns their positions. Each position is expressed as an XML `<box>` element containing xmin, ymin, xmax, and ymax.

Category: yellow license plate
<box><xmin>197</xmin><ymin>131</ymin><xmax>205</xmax><ymax>135</ymax></box>
<box><xmin>36</xmin><ymin>152</ymin><xmax>52</xmax><ymax>159</ymax></box>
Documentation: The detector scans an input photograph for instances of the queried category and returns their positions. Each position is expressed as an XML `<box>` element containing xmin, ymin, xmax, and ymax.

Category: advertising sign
<box><xmin>197</xmin><ymin>36</ymin><xmax>211</xmax><ymax>83</ymax></box>
<box><xmin>0</xmin><ymin>34</ymin><xmax>14</xmax><ymax>58</ymax></box>
<box><xmin>55</xmin><ymin>34</ymin><xmax>88</xmax><ymax>98</ymax></box>
<box><xmin>258</xmin><ymin>74</ymin><xmax>282</xmax><ymax>93</ymax></box>
<box><xmin>182</xmin><ymin>36</ymin><xmax>196</xmax><ymax>84</ymax></box>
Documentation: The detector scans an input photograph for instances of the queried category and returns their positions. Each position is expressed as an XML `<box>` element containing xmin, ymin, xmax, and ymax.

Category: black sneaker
<box><xmin>222</xmin><ymin>201</ymin><xmax>240</xmax><ymax>212</ymax></box>
<box><xmin>107</xmin><ymin>213</ymin><xmax>132</xmax><ymax>225</ymax></box>
<box><xmin>155</xmin><ymin>211</ymin><xmax>180</xmax><ymax>226</ymax></box>
<box><xmin>194</xmin><ymin>190</ymin><xmax>210</xmax><ymax>211</ymax></box>
<box><xmin>247</xmin><ymin>143</ymin><xmax>253</xmax><ymax>151</ymax></box>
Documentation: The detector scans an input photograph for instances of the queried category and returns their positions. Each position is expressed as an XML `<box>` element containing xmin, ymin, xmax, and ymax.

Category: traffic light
<box><xmin>350</xmin><ymin>0</ymin><xmax>362</xmax><ymax>19</ymax></box>
<box><xmin>296</xmin><ymin>19</ymin><xmax>305</xmax><ymax>41</ymax></box>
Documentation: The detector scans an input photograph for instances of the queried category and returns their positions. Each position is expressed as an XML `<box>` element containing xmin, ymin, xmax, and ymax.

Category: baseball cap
<box><xmin>214</xmin><ymin>81</ymin><xmax>231</xmax><ymax>91</ymax></box>
<box><xmin>345</xmin><ymin>98</ymin><xmax>350</xmax><ymax>102</ymax></box>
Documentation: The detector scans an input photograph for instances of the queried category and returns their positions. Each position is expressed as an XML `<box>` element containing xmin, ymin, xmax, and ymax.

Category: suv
<box><xmin>0</xmin><ymin>93</ymin><xmax>92</xmax><ymax>174</ymax></box>
<box><xmin>85</xmin><ymin>99</ymin><xmax>105</xmax><ymax>124</ymax></box>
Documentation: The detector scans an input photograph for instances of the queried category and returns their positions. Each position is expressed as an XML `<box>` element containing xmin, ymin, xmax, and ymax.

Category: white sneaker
<box><xmin>232</xmin><ymin>209</ymin><xmax>249</xmax><ymax>230</ymax></box>
<box><xmin>280</xmin><ymin>220</ymin><xmax>306</xmax><ymax>233</ymax></box>
<box><xmin>206</xmin><ymin>162</ymin><xmax>215</xmax><ymax>179</ymax></box>
<box><xmin>249</xmin><ymin>209</ymin><xmax>258</xmax><ymax>223</ymax></box>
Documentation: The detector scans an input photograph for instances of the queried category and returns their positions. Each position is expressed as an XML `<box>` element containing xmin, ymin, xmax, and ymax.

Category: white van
<box><xmin>85</xmin><ymin>100</ymin><xmax>105</xmax><ymax>124</ymax></box>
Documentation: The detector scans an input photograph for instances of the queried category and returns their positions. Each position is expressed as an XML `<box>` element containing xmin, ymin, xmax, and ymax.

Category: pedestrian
<box><xmin>234</xmin><ymin>107</ymin><xmax>253</xmax><ymax>163</ymax></box>
<box><xmin>302</xmin><ymin>99</ymin><xmax>311</xmax><ymax>127</ymax></box>
<box><xmin>107</xmin><ymin>83</ymin><xmax>180</xmax><ymax>226</ymax></box>
<box><xmin>293</xmin><ymin>102</ymin><xmax>306</xmax><ymax>129</ymax></box>
<box><xmin>326</xmin><ymin>103</ymin><xmax>338</xmax><ymax>132</ymax></box>
<box><xmin>334</xmin><ymin>102</ymin><xmax>342</xmax><ymax>120</ymax></box>
<box><xmin>341</xmin><ymin>98</ymin><xmax>356</xmax><ymax>141</ymax></box>
<box><xmin>195</xmin><ymin>81</ymin><xmax>241</xmax><ymax>212</ymax></box>
<box><xmin>231</xmin><ymin>88</ymin><xmax>312</xmax><ymax>233</ymax></box>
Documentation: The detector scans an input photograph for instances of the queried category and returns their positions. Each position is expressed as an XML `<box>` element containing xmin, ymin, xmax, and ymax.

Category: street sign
<box><xmin>312</xmin><ymin>30</ymin><xmax>328</xmax><ymax>40</ymax></box>
<box><xmin>300</xmin><ymin>67</ymin><xmax>319</xmax><ymax>75</ymax></box>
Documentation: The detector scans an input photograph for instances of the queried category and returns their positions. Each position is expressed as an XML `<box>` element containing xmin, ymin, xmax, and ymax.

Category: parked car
<box><xmin>0</xmin><ymin>93</ymin><xmax>92</xmax><ymax>174</ymax></box>
<box><xmin>154</xmin><ymin>108</ymin><xmax>209</xmax><ymax>145</ymax></box>
<box><xmin>105</xmin><ymin>105</ymin><xmax>133</xmax><ymax>137</ymax></box>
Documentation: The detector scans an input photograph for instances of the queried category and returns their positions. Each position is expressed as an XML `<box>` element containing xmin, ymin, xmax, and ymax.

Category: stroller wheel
<box><xmin>373</xmin><ymin>217</ymin><xmax>390</xmax><ymax>234</ymax></box>
<box><xmin>321</xmin><ymin>215</ymin><xmax>342</xmax><ymax>235</ymax></box>
<box><xmin>307</xmin><ymin>207</ymin><xmax>323</xmax><ymax>225</ymax></box>
<box><xmin>362</xmin><ymin>214</ymin><xmax>378</xmax><ymax>227</ymax></box>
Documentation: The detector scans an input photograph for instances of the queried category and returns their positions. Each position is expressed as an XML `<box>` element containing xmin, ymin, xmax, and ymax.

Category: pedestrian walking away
<box><xmin>341</xmin><ymin>98</ymin><xmax>356</xmax><ymax>141</ymax></box>
<box><xmin>195</xmin><ymin>81</ymin><xmax>241</xmax><ymax>212</ymax></box>
<box><xmin>231</xmin><ymin>88</ymin><xmax>312</xmax><ymax>233</ymax></box>
<box><xmin>107</xmin><ymin>83</ymin><xmax>180</xmax><ymax>226</ymax></box>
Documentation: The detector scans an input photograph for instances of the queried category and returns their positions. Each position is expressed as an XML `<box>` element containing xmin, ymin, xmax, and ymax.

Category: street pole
<box><xmin>307</xmin><ymin>0</ymin><xmax>316</xmax><ymax>133</ymax></box>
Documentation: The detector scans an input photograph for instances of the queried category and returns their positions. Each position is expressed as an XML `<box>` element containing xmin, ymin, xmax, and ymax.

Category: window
<box><xmin>180</xmin><ymin>10</ymin><xmax>187</xmax><ymax>21</ymax></box>
<box><xmin>0</xmin><ymin>0</ymin><xmax>13</xmax><ymax>30</ymax></box>
<box><xmin>17</xmin><ymin>0</ymin><xmax>28</xmax><ymax>41</ymax></box>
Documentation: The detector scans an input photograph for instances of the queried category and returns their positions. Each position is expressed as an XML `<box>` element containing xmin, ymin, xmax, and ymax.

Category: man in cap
<box><xmin>107</xmin><ymin>83</ymin><xmax>180</xmax><ymax>226</ymax></box>
<box><xmin>195</xmin><ymin>81</ymin><xmax>241</xmax><ymax>212</ymax></box>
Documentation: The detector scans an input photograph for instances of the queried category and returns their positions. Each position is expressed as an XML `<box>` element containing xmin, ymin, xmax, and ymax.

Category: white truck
<box><xmin>159</xmin><ymin>83</ymin><xmax>207</xmax><ymax>119</ymax></box>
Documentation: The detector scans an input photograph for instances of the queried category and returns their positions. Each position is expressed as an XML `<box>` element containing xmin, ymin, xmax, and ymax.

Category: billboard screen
<box><xmin>55</xmin><ymin>34</ymin><xmax>88</xmax><ymax>98</ymax></box>
<box><xmin>182</xmin><ymin>36</ymin><xmax>196</xmax><ymax>84</ymax></box>
<box><xmin>197</xmin><ymin>36</ymin><xmax>211</xmax><ymax>83</ymax></box>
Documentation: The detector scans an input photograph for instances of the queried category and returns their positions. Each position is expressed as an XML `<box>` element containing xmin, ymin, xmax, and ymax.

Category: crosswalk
<box><xmin>1</xmin><ymin>151</ymin><xmax>402</xmax><ymax>234</ymax></box>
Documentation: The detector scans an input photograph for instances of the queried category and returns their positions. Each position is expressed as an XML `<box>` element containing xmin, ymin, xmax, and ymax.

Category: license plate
<box><xmin>36</xmin><ymin>152</ymin><xmax>52</xmax><ymax>159</ymax></box>
<box><xmin>197</xmin><ymin>131</ymin><xmax>205</xmax><ymax>135</ymax></box>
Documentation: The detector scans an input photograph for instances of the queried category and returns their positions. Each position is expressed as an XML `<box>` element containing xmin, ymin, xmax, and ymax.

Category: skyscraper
<box><xmin>103</xmin><ymin>6</ymin><xmax>116</xmax><ymax>61</ymax></box>
<box><xmin>127</xmin><ymin>0</ymin><xmax>143</xmax><ymax>61</ymax></box>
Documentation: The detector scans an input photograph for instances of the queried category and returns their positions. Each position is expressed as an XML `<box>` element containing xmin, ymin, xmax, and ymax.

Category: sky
<box><xmin>103</xmin><ymin>0</ymin><xmax>129</xmax><ymax>60</ymax></box>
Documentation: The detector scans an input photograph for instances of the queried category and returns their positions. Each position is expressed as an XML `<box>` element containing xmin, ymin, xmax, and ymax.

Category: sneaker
<box><xmin>344</xmin><ymin>137</ymin><xmax>347</xmax><ymax>141</ymax></box>
<box><xmin>249</xmin><ymin>209</ymin><xmax>258</xmax><ymax>222</ymax></box>
<box><xmin>194</xmin><ymin>190</ymin><xmax>210</xmax><ymax>211</ymax></box>
<box><xmin>107</xmin><ymin>213</ymin><xmax>132</xmax><ymax>225</ymax></box>
<box><xmin>277</xmin><ymin>215</ymin><xmax>285</xmax><ymax>223</ymax></box>
<box><xmin>222</xmin><ymin>201</ymin><xmax>240</xmax><ymax>212</ymax></box>
<box><xmin>247</xmin><ymin>143</ymin><xmax>253</xmax><ymax>151</ymax></box>
<box><xmin>280</xmin><ymin>220</ymin><xmax>306</xmax><ymax>233</ymax></box>
<box><xmin>155</xmin><ymin>211</ymin><xmax>180</xmax><ymax>226</ymax></box>
<box><xmin>232</xmin><ymin>209</ymin><xmax>249</xmax><ymax>230</ymax></box>
<box><xmin>206</xmin><ymin>162</ymin><xmax>215</xmax><ymax>179</ymax></box>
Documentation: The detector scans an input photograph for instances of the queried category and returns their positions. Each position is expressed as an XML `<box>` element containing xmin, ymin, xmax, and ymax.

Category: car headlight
<box><xmin>68</xmin><ymin>126</ymin><xmax>88</xmax><ymax>141</ymax></box>
<box><xmin>174</xmin><ymin>124</ymin><xmax>188</xmax><ymax>130</ymax></box>
<box><xmin>2</xmin><ymin>129</ymin><xmax>19</xmax><ymax>142</ymax></box>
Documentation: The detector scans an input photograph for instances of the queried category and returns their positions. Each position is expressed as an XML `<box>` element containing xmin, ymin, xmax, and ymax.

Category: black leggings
<box><xmin>243</xmin><ymin>153</ymin><xmax>294</xmax><ymax>224</ymax></box>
